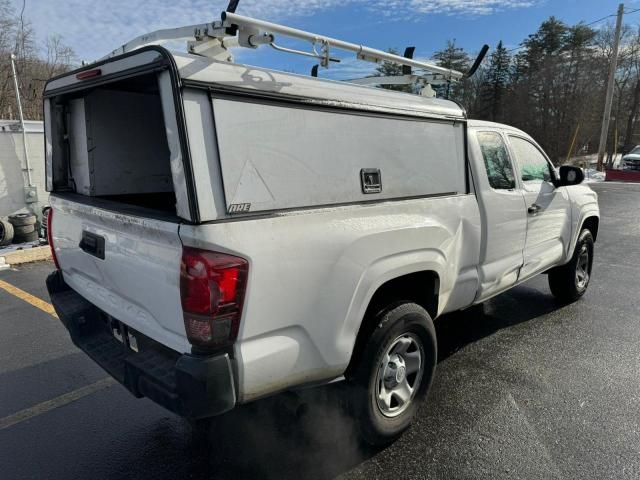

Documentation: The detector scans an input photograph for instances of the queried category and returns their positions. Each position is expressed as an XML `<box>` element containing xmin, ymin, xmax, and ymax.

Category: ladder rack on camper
<box><xmin>103</xmin><ymin>3</ymin><xmax>488</xmax><ymax>96</ymax></box>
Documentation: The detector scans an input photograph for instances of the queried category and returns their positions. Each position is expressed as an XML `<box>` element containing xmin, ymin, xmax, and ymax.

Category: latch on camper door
<box><xmin>361</xmin><ymin>169</ymin><xmax>382</xmax><ymax>194</ymax></box>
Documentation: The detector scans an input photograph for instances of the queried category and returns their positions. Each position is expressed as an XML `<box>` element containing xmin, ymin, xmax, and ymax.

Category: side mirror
<box><xmin>558</xmin><ymin>166</ymin><xmax>584</xmax><ymax>186</ymax></box>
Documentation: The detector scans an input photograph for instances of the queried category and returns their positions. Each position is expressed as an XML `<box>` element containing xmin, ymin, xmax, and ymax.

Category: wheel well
<box><xmin>346</xmin><ymin>271</ymin><xmax>439</xmax><ymax>376</ymax></box>
<box><xmin>582</xmin><ymin>216</ymin><xmax>599</xmax><ymax>242</ymax></box>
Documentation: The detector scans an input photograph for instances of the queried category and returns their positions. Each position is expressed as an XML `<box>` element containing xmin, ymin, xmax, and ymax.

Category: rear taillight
<box><xmin>46</xmin><ymin>208</ymin><xmax>60</xmax><ymax>270</ymax></box>
<box><xmin>180</xmin><ymin>247</ymin><xmax>249</xmax><ymax>349</ymax></box>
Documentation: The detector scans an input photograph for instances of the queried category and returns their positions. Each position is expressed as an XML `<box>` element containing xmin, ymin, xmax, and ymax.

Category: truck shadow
<box><xmin>435</xmin><ymin>283</ymin><xmax>563</xmax><ymax>362</ymax></box>
<box><xmin>134</xmin><ymin>285</ymin><xmax>565</xmax><ymax>480</ymax></box>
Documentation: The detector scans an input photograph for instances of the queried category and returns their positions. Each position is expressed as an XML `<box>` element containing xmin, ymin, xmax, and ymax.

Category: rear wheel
<box><xmin>346</xmin><ymin>302</ymin><xmax>437</xmax><ymax>446</ymax></box>
<box><xmin>548</xmin><ymin>229</ymin><xmax>594</xmax><ymax>302</ymax></box>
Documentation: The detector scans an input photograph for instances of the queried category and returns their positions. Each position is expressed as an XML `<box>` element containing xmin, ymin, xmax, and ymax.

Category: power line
<box><xmin>585</xmin><ymin>5</ymin><xmax>640</xmax><ymax>26</ymax></box>
<box><xmin>585</xmin><ymin>14</ymin><xmax>617</xmax><ymax>26</ymax></box>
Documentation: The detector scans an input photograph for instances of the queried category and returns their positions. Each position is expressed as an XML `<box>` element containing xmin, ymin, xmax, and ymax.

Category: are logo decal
<box><xmin>228</xmin><ymin>203</ymin><xmax>251</xmax><ymax>214</ymax></box>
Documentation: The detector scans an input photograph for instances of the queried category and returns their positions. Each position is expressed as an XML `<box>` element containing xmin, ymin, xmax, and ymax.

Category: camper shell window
<box><xmin>47</xmin><ymin>73</ymin><xmax>178</xmax><ymax>215</ymax></box>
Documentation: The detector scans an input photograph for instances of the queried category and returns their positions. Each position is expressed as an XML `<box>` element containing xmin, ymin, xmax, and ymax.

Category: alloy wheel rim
<box><xmin>375</xmin><ymin>333</ymin><xmax>424</xmax><ymax>418</ymax></box>
<box><xmin>576</xmin><ymin>244</ymin><xmax>590</xmax><ymax>290</ymax></box>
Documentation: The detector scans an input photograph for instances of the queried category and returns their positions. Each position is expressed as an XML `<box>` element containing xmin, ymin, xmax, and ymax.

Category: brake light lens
<box><xmin>76</xmin><ymin>69</ymin><xmax>101</xmax><ymax>80</ymax></box>
<box><xmin>46</xmin><ymin>208</ymin><xmax>60</xmax><ymax>270</ymax></box>
<box><xmin>180</xmin><ymin>247</ymin><xmax>249</xmax><ymax>348</ymax></box>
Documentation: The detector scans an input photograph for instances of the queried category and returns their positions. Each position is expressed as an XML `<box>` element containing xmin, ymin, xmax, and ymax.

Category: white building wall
<box><xmin>0</xmin><ymin>120</ymin><xmax>48</xmax><ymax>222</ymax></box>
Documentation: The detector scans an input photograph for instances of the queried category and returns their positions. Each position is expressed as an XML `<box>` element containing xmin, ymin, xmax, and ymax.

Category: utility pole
<box><xmin>9</xmin><ymin>53</ymin><xmax>33</xmax><ymax>187</ymax></box>
<box><xmin>597</xmin><ymin>3</ymin><xmax>624</xmax><ymax>172</ymax></box>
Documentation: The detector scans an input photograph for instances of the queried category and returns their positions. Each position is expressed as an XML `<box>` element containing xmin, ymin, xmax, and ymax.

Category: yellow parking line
<box><xmin>0</xmin><ymin>377</ymin><xmax>117</xmax><ymax>431</ymax></box>
<box><xmin>0</xmin><ymin>279</ymin><xmax>58</xmax><ymax>318</ymax></box>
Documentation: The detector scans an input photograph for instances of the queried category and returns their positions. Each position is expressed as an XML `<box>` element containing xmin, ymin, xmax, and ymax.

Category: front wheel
<box><xmin>548</xmin><ymin>229</ymin><xmax>594</xmax><ymax>302</ymax></box>
<box><xmin>346</xmin><ymin>302</ymin><xmax>437</xmax><ymax>446</ymax></box>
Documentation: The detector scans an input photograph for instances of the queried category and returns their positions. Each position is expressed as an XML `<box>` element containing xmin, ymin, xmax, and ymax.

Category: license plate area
<box><xmin>108</xmin><ymin>317</ymin><xmax>139</xmax><ymax>352</ymax></box>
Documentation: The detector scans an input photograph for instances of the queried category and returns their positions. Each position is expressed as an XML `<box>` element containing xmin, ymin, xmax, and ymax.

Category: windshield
<box><xmin>630</xmin><ymin>147</ymin><xmax>640</xmax><ymax>155</ymax></box>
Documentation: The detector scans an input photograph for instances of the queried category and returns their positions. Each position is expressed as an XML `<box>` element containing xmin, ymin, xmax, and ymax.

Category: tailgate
<box><xmin>50</xmin><ymin>195</ymin><xmax>189</xmax><ymax>353</ymax></box>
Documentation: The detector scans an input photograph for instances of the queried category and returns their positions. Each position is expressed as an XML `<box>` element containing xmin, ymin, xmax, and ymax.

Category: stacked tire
<box><xmin>0</xmin><ymin>219</ymin><xmax>14</xmax><ymax>246</ymax></box>
<box><xmin>8</xmin><ymin>213</ymin><xmax>39</xmax><ymax>243</ymax></box>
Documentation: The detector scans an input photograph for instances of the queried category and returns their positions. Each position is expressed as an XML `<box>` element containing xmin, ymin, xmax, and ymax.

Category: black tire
<box><xmin>548</xmin><ymin>229</ymin><xmax>594</xmax><ymax>303</ymax></box>
<box><xmin>8</xmin><ymin>213</ymin><xmax>37</xmax><ymax>227</ymax></box>
<box><xmin>13</xmin><ymin>224</ymin><xmax>35</xmax><ymax>235</ymax></box>
<box><xmin>0</xmin><ymin>219</ymin><xmax>14</xmax><ymax>246</ymax></box>
<box><xmin>346</xmin><ymin>302</ymin><xmax>437</xmax><ymax>446</ymax></box>
<box><xmin>13</xmin><ymin>230</ymin><xmax>39</xmax><ymax>243</ymax></box>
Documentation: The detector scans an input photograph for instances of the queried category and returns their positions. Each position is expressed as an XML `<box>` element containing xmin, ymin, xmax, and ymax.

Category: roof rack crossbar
<box><xmin>101</xmin><ymin>11</ymin><xmax>465</xmax><ymax>82</ymax></box>
<box><xmin>222</xmin><ymin>12</ymin><xmax>463</xmax><ymax>80</ymax></box>
<box><xmin>103</xmin><ymin>22</ymin><xmax>230</xmax><ymax>60</ymax></box>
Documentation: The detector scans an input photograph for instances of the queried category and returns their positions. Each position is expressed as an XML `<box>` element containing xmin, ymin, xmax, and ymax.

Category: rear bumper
<box><xmin>46</xmin><ymin>270</ymin><xmax>236</xmax><ymax>419</ymax></box>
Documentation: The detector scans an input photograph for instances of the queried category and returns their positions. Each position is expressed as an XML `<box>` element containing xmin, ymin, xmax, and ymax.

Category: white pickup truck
<box><xmin>44</xmin><ymin>38</ymin><xmax>599</xmax><ymax>445</ymax></box>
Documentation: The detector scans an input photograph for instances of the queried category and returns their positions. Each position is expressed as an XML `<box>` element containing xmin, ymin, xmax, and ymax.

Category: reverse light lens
<box><xmin>180</xmin><ymin>248</ymin><xmax>248</xmax><ymax>348</ymax></box>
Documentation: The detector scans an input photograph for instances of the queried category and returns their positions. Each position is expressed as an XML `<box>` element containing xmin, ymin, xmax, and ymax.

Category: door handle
<box><xmin>528</xmin><ymin>204</ymin><xmax>541</xmax><ymax>215</ymax></box>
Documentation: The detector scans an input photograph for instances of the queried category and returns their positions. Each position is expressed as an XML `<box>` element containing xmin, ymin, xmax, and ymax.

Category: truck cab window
<box><xmin>477</xmin><ymin>131</ymin><xmax>516</xmax><ymax>190</ymax></box>
<box><xmin>509</xmin><ymin>136</ymin><xmax>554</xmax><ymax>186</ymax></box>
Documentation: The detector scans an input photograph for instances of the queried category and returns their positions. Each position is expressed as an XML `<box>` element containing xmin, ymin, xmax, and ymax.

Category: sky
<box><xmin>10</xmin><ymin>0</ymin><xmax>640</xmax><ymax>79</ymax></box>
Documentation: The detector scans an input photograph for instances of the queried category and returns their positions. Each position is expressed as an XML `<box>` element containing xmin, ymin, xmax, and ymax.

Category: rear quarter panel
<box><xmin>179</xmin><ymin>195</ymin><xmax>481</xmax><ymax>402</ymax></box>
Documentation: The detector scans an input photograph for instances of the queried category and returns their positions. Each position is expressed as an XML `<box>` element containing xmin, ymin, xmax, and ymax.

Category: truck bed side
<box><xmin>180</xmin><ymin>194</ymin><xmax>481</xmax><ymax>402</ymax></box>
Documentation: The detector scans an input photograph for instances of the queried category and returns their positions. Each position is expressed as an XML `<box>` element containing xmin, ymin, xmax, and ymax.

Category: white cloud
<box><xmin>378</xmin><ymin>0</ymin><xmax>537</xmax><ymax>17</ymax></box>
<box><xmin>240</xmin><ymin>0</ymin><xmax>538</xmax><ymax>18</ymax></box>
<box><xmin>12</xmin><ymin>0</ymin><xmax>539</xmax><ymax>61</ymax></box>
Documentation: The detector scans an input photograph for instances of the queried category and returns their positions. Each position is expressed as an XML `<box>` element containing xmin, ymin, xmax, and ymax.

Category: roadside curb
<box><xmin>0</xmin><ymin>246</ymin><xmax>51</xmax><ymax>267</ymax></box>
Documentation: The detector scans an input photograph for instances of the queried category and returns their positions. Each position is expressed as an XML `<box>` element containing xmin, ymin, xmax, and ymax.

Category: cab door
<box><xmin>507</xmin><ymin>135</ymin><xmax>572</xmax><ymax>279</ymax></box>
<box><xmin>472</xmin><ymin>130</ymin><xmax>528</xmax><ymax>302</ymax></box>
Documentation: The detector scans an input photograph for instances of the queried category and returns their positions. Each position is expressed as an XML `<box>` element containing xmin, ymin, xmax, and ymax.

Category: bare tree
<box><xmin>0</xmin><ymin>0</ymin><xmax>75</xmax><ymax>120</ymax></box>
<box><xmin>616</xmin><ymin>27</ymin><xmax>640</xmax><ymax>153</ymax></box>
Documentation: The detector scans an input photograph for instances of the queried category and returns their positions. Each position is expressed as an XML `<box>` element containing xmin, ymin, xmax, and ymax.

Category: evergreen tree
<box><xmin>374</xmin><ymin>48</ymin><xmax>412</xmax><ymax>93</ymax></box>
<box><xmin>433</xmin><ymin>39</ymin><xmax>470</xmax><ymax>101</ymax></box>
<box><xmin>523</xmin><ymin>16</ymin><xmax>567</xmax><ymax>64</ymax></box>
<box><xmin>433</xmin><ymin>39</ymin><xmax>471</xmax><ymax>71</ymax></box>
<box><xmin>477</xmin><ymin>41</ymin><xmax>511</xmax><ymax>121</ymax></box>
<box><xmin>511</xmin><ymin>17</ymin><xmax>570</xmax><ymax>161</ymax></box>
<box><xmin>377</xmin><ymin>16</ymin><xmax>618</xmax><ymax>165</ymax></box>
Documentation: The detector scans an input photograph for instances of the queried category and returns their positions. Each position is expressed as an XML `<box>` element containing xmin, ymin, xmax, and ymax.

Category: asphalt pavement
<box><xmin>1</xmin><ymin>182</ymin><xmax>639</xmax><ymax>480</ymax></box>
